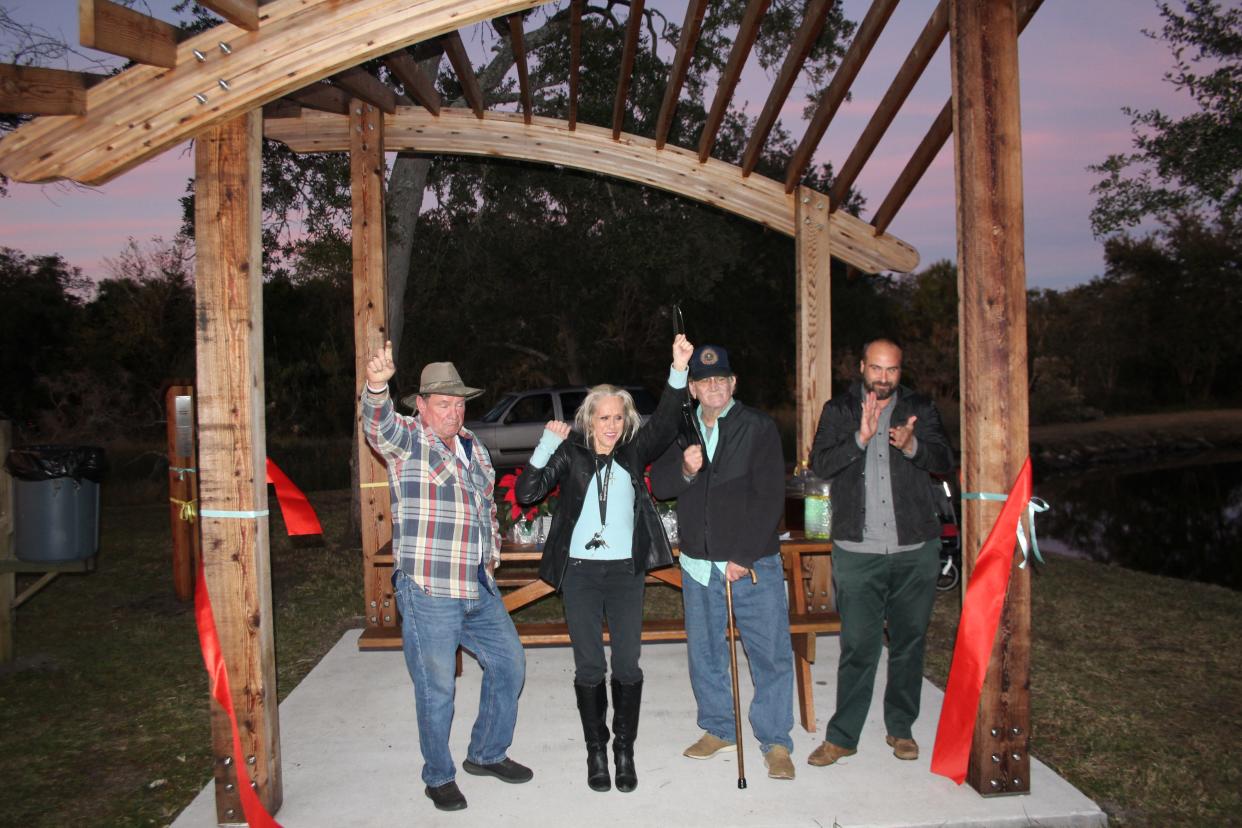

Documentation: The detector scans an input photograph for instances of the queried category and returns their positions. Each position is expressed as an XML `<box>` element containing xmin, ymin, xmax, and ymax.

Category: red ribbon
<box><xmin>265</xmin><ymin>458</ymin><xmax>323</xmax><ymax>537</ymax></box>
<box><xmin>930</xmin><ymin>457</ymin><xmax>1032</xmax><ymax>784</ymax></box>
<box><xmin>194</xmin><ymin>552</ymin><xmax>283</xmax><ymax>827</ymax></box>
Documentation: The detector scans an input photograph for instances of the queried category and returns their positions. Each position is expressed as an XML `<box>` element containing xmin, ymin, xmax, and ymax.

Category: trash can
<box><xmin>5</xmin><ymin>445</ymin><xmax>108</xmax><ymax>563</ymax></box>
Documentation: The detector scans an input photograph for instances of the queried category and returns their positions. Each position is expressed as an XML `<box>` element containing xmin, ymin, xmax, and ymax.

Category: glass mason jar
<box><xmin>803</xmin><ymin>476</ymin><xmax>832</xmax><ymax>540</ymax></box>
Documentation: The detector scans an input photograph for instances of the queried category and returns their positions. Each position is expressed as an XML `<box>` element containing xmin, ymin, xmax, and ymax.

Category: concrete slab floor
<box><xmin>174</xmin><ymin>631</ymin><xmax>1106</xmax><ymax>828</ymax></box>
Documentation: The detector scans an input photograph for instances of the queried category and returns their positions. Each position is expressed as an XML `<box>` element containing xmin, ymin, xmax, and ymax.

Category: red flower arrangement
<box><xmin>496</xmin><ymin>466</ymin><xmax>559</xmax><ymax>534</ymax></box>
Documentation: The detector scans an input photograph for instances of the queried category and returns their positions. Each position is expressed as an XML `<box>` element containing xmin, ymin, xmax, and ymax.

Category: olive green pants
<box><xmin>826</xmin><ymin>539</ymin><xmax>940</xmax><ymax>749</ymax></box>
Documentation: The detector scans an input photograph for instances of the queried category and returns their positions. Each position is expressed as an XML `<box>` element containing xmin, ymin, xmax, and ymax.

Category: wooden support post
<box><xmin>794</xmin><ymin>186</ymin><xmax>833</xmax><ymax>717</ymax></box>
<box><xmin>165</xmin><ymin>385</ymin><xmax>201</xmax><ymax>602</ymax></box>
<box><xmin>795</xmin><ymin>187</ymin><xmax>833</xmax><ymax>465</ymax></box>
<box><xmin>194</xmin><ymin>109</ymin><xmax>283</xmax><ymax>822</ymax></box>
<box><xmin>949</xmin><ymin>0</ymin><xmax>1031</xmax><ymax>796</ymax></box>
<box><xmin>349</xmin><ymin>101</ymin><xmax>396</xmax><ymax>646</ymax></box>
<box><xmin>1</xmin><ymin>421</ymin><xmax>14</xmax><ymax>664</ymax></box>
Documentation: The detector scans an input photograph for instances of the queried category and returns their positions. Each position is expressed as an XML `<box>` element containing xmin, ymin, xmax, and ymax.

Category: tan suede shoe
<box><xmin>683</xmin><ymin>732</ymin><xmax>737</xmax><ymax>760</ymax></box>
<box><xmin>807</xmin><ymin>740</ymin><xmax>857</xmax><ymax>766</ymax></box>
<box><xmin>886</xmin><ymin>735</ymin><xmax>919</xmax><ymax>760</ymax></box>
<box><xmin>764</xmin><ymin>745</ymin><xmax>796</xmax><ymax>780</ymax></box>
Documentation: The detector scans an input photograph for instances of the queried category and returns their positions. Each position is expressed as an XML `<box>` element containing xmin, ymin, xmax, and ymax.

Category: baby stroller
<box><xmin>931</xmin><ymin>476</ymin><xmax>962</xmax><ymax>592</ymax></box>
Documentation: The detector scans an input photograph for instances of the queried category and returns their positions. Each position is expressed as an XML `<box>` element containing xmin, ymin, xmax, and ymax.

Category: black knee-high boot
<box><xmin>574</xmin><ymin>682</ymin><xmax>611</xmax><ymax>792</ymax></box>
<box><xmin>610</xmin><ymin>678</ymin><xmax>642</xmax><ymax>793</ymax></box>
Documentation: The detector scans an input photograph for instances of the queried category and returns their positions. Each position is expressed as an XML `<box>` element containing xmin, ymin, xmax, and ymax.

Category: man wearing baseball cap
<box><xmin>650</xmin><ymin>345</ymin><xmax>796</xmax><ymax>780</ymax></box>
<box><xmin>362</xmin><ymin>342</ymin><xmax>531</xmax><ymax>812</ymax></box>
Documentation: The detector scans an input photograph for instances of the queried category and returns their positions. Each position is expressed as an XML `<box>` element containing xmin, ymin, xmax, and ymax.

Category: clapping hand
<box><xmin>858</xmin><ymin>391</ymin><xmax>880</xmax><ymax>443</ymax></box>
<box><xmin>889</xmin><ymin>415</ymin><xmax>917</xmax><ymax>453</ymax></box>
<box><xmin>366</xmin><ymin>340</ymin><xmax>396</xmax><ymax>386</ymax></box>
<box><xmin>672</xmin><ymin>334</ymin><xmax>693</xmax><ymax>371</ymax></box>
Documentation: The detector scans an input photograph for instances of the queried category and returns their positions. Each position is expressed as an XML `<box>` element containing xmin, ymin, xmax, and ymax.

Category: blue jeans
<box><xmin>681</xmin><ymin>552</ymin><xmax>794</xmax><ymax>752</ymax></box>
<box><xmin>394</xmin><ymin>570</ymin><xmax>527</xmax><ymax>787</ymax></box>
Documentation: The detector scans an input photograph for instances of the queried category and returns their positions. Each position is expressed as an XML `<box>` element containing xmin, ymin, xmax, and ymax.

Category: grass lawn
<box><xmin>2</xmin><ymin>488</ymin><xmax>1239</xmax><ymax>826</ymax></box>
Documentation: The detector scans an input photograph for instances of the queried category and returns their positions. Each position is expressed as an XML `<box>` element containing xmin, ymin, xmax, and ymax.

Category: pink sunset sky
<box><xmin>0</xmin><ymin>0</ymin><xmax>1190</xmax><ymax>290</ymax></box>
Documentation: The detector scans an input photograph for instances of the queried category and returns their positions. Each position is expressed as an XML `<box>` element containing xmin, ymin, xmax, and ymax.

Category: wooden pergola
<box><xmin>0</xmin><ymin>0</ymin><xmax>1038</xmax><ymax>820</ymax></box>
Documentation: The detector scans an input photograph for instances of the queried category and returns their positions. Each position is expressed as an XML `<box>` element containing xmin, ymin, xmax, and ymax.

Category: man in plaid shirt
<box><xmin>363</xmin><ymin>341</ymin><xmax>530</xmax><ymax>812</ymax></box>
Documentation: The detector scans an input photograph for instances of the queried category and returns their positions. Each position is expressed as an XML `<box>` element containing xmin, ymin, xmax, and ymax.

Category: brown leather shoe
<box><xmin>886</xmin><ymin>735</ymin><xmax>919</xmax><ymax>760</ymax></box>
<box><xmin>807</xmin><ymin>740</ymin><xmax>856</xmax><ymax>766</ymax></box>
<box><xmin>683</xmin><ymin>732</ymin><xmax>736</xmax><ymax>760</ymax></box>
<box><xmin>764</xmin><ymin>745</ymin><xmax>796</xmax><ymax>780</ymax></box>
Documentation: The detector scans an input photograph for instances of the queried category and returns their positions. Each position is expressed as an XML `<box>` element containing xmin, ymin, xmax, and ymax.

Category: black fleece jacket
<box><xmin>650</xmin><ymin>401</ymin><xmax>785</xmax><ymax>569</ymax></box>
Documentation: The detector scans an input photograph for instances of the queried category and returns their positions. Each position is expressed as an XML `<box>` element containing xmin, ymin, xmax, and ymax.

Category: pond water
<box><xmin>1034</xmin><ymin>452</ymin><xmax>1242</xmax><ymax>591</ymax></box>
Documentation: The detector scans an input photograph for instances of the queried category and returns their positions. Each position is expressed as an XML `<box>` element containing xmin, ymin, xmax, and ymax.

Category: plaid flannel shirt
<box><xmin>361</xmin><ymin>386</ymin><xmax>500</xmax><ymax>600</ymax></box>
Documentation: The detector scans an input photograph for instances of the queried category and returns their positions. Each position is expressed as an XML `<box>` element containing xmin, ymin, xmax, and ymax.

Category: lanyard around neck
<box><xmin>594</xmin><ymin>452</ymin><xmax>615</xmax><ymax>527</ymax></box>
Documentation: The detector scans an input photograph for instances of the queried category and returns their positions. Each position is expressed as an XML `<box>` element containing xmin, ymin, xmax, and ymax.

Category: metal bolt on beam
<box><xmin>218</xmin><ymin>42</ymin><xmax>232</xmax><ymax>54</ymax></box>
<box><xmin>192</xmin><ymin>49</ymin><xmax>206</xmax><ymax>62</ymax></box>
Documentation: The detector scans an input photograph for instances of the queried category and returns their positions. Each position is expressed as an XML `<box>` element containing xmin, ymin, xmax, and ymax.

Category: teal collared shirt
<box><xmin>680</xmin><ymin>398</ymin><xmax>736</xmax><ymax>587</ymax></box>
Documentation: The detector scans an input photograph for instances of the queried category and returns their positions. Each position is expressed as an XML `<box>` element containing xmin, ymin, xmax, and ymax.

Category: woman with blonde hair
<box><xmin>516</xmin><ymin>334</ymin><xmax>692</xmax><ymax>793</ymax></box>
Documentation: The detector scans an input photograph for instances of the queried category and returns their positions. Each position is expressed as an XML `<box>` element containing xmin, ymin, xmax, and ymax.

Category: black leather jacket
<box><xmin>515</xmin><ymin>378</ymin><xmax>687</xmax><ymax>590</ymax></box>
<box><xmin>809</xmin><ymin>382</ymin><xmax>955</xmax><ymax>545</ymax></box>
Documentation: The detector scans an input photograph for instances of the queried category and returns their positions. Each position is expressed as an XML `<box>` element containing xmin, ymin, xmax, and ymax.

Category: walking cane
<box><xmin>724</xmin><ymin>568</ymin><xmax>757</xmax><ymax>790</ymax></box>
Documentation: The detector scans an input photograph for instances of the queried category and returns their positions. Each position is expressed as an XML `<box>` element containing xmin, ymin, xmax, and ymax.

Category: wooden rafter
<box><xmin>384</xmin><ymin>51</ymin><xmax>441</xmax><ymax>115</ymax></box>
<box><xmin>612</xmin><ymin>0</ymin><xmax>646</xmax><ymax>140</ymax></box>
<box><xmin>80</xmin><ymin>0</ymin><xmax>179</xmax><ymax>69</ymax></box>
<box><xmin>568</xmin><ymin>0</ymin><xmax>583</xmax><ymax>129</ymax></box>
<box><xmin>741</xmin><ymin>0</ymin><xmax>832</xmax><ymax>176</ymax></box>
<box><xmin>196</xmin><ymin>0</ymin><xmax>260</xmax><ymax>31</ymax></box>
<box><xmin>698</xmin><ymin>0</ymin><xmax>771</xmax><ymax>162</ymax></box>
<box><xmin>654</xmin><ymin>0</ymin><xmax>709</xmax><ymax>150</ymax></box>
<box><xmin>508</xmin><ymin>15</ymin><xmax>533</xmax><ymax>124</ymax></box>
<box><xmin>2</xmin><ymin>0</ymin><xmax>561</xmax><ymax>185</ymax></box>
<box><xmin>0</xmin><ymin>64</ymin><xmax>104</xmax><ymax>116</ymax></box>
<box><xmin>285</xmin><ymin>83</ymin><xmax>352</xmax><ymax>115</ymax></box>
<box><xmin>261</xmin><ymin>99</ymin><xmax>302</xmax><ymax>119</ymax></box>
<box><xmin>332</xmin><ymin>67</ymin><xmax>397</xmax><ymax>114</ymax></box>
<box><xmin>265</xmin><ymin>108</ymin><xmax>920</xmax><ymax>274</ymax></box>
<box><xmin>827</xmin><ymin>0</ymin><xmax>948</xmax><ymax>211</ymax></box>
<box><xmin>783</xmin><ymin>0</ymin><xmax>899</xmax><ymax>192</ymax></box>
<box><xmin>442</xmin><ymin>30</ymin><xmax>486</xmax><ymax>119</ymax></box>
<box><xmin>870</xmin><ymin>0</ymin><xmax>1045</xmax><ymax>234</ymax></box>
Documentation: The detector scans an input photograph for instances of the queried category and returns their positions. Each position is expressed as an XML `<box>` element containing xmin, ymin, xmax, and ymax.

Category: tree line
<box><xmin>2</xmin><ymin>0</ymin><xmax>1238</xmax><ymax>447</ymax></box>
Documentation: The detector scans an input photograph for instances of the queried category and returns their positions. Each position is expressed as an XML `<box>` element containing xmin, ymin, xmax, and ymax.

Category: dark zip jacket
<box><xmin>649</xmin><ymin>401</ymin><xmax>785</xmax><ymax>569</ymax></box>
<box><xmin>809</xmin><ymin>382</ymin><xmax>955</xmax><ymax>545</ymax></box>
<box><xmin>514</xmin><ymin>378</ymin><xmax>687</xmax><ymax>590</ymax></box>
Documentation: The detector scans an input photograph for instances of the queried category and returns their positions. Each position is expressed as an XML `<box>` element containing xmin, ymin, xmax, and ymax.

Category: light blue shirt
<box><xmin>680</xmin><ymin>397</ymin><xmax>737</xmax><ymax>587</ymax></box>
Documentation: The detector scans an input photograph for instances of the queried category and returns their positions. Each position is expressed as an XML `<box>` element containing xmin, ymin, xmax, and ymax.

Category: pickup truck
<box><xmin>466</xmin><ymin>385</ymin><xmax>657</xmax><ymax>468</ymax></box>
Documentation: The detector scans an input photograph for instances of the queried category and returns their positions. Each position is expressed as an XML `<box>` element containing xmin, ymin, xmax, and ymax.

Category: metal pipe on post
<box><xmin>165</xmin><ymin>384</ymin><xmax>200</xmax><ymax>602</ymax></box>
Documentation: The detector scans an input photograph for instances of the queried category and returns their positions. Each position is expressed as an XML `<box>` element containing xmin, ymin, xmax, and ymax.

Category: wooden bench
<box><xmin>360</xmin><ymin>536</ymin><xmax>839</xmax><ymax>731</ymax></box>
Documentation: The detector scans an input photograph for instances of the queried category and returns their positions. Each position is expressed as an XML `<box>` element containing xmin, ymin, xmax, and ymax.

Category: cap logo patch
<box><xmin>700</xmin><ymin>348</ymin><xmax>719</xmax><ymax>365</ymax></box>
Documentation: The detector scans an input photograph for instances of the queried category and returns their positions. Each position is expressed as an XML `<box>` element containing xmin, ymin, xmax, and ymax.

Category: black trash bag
<box><xmin>5</xmin><ymin>445</ymin><xmax>109</xmax><ymax>483</ymax></box>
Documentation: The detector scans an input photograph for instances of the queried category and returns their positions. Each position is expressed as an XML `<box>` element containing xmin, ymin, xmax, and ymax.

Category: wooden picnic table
<box><xmin>363</xmin><ymin>534</ymin><xmax>838</xmax><ymax>731</ymax></box>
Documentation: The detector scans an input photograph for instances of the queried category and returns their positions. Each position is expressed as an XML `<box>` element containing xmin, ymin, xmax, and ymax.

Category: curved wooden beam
<box><xmin>264</xmin><ymin>108</ymin><xmax>920</xmax><ymax>273</ymax></box>
<box><xmin>0</xmin><ymin>0</ymin><xmax>558</xmax><ymax>185</ymax></box>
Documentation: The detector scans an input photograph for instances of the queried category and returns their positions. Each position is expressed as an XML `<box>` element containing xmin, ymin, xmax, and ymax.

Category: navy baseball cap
<box><xmin>689</xmin><ymin>345</ymin><xmax>733</xmax><ymax>380</ymax></box>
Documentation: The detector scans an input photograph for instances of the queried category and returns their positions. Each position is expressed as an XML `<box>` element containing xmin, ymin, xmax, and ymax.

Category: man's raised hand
<box><xmin>672</xmin><ymin>334</ymin><xmax>694</xmax><ymax>371</ymax></box>
<box><xmin>366</xmin><ymin>340</ymin><xmax>396</xmax><ymax>385</ymax></box>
